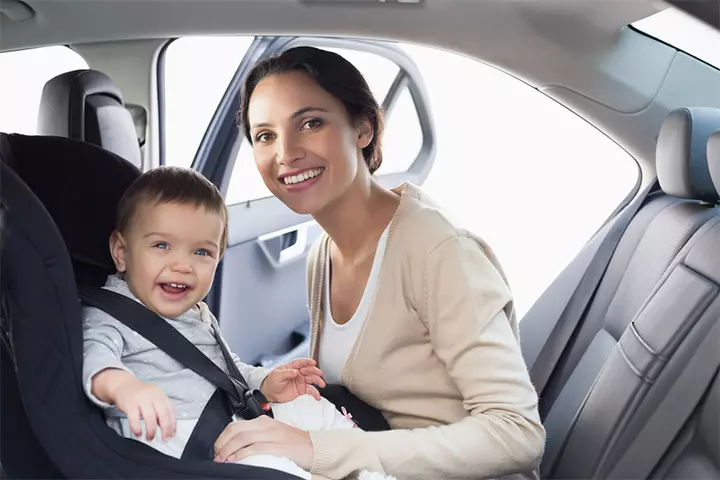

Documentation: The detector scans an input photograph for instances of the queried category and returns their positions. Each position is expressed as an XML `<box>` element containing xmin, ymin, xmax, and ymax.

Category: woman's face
<box><xmin>247</xmin><ymin>70</ymin><xmax>373</xmax><ymax>215</ymax></box>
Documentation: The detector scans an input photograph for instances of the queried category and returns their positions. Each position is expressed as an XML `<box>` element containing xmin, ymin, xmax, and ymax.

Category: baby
<box><xmin>81</xmin><ymin>166</ymin><xmax>356</xmax><ymax>480</ymax></box>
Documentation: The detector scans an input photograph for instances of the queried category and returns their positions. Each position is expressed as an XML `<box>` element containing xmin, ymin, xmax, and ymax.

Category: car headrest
<box><xmin>708</xmin><ymin>131</ymin><xmax>720</xmax><ymax>189</ymax></box>
<box><xmin>37</xmin><ymin>69</ymin><xmax>142</xmax><ymax>168</ymax></box>
<box><xmin>656</xmin><ymin>107</ymin><xmax>720</xmax><ymax>204</ymax></box>
<box><xmin>0</xmin><ymin>134</ymin><xmax>141</xmax><ymax>286</ymax></box>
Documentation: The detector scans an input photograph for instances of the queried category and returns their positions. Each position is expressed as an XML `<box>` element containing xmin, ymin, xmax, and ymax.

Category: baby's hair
<box><xmin>116</xmin><ymin>166</ymin><xmax>228</xmax><ymax>253</ymax></box>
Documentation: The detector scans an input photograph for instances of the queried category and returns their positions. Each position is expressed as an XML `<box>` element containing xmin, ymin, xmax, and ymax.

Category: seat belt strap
<box><xmin>530</xmin><ymin>180</ymin><xmax>659</xmax><ymax>395</ymax></box>
<box><xmin>77</xmin><ymin>286</ymin><xmax>270</xmax><ymax>420</ymax></box>
<box><xmin>79</xmin><ymin>286</ymin><xmax>241</xmax><ymax>397</ymax></box>
<box><xmin>78</xmin><ymin>286</ymin><xmax>276</xmax><ymax>460</ymax></box>
<box><xmin>212</xmin><ymin>319</ymin><xmax>273</xmax><ymax>419</ymax></box>
<box><xmin>605</xmin><ymin>319</ymin><xmax>720</xmax><ymax>479</ymax></box>
<box><xmin>181</xmin><ymin>389</ymin><xmax>232</xmax><ymax>460</ymax></box>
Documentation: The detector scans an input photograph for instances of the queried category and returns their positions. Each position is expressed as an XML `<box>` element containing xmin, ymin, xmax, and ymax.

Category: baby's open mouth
<box><xmin>160</xmin><ymin>283</ymin><xmax>191</xmax><ymax>294</ymax></box>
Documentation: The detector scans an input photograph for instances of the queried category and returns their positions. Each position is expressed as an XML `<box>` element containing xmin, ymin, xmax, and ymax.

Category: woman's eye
<box><xmin>194</xmin><ymin>248</ymin><xmax>209</xmax><ymax>257</ymax></box>
<box><xmin>153</xmin><ymin>242</ymin><xmax>169</xmax><ymax>250</ymax></box>
<box><xmin>302</xmin><ymin>118</ymin><xmax>322</xmax><ymax>130</ymax></box>
<box><xmin>255</xmin><ymin>132</ymin><xmax>274</xmax><ymax>143</ymax></box>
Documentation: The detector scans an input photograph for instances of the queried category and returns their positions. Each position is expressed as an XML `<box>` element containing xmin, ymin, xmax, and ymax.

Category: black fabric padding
<box><xmin>319</xmin><ymin>384</ymin><xmax>391</xmax><ymax>432</ymax></box>
<box><xmin>1</xmin><ymin>134</ymin><xmax>139</xmax><ymax>286</ymax></box>
<box><xmin>0</xmin><ymin>134</ymin><xmax>298</xmax><ymax>479</ymax></box>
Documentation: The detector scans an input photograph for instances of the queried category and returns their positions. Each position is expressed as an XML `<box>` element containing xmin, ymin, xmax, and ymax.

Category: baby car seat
<box><xmin>0</xmin><ymin>133</ymin><xmax>299</xmax><ymax>479</ymax></box>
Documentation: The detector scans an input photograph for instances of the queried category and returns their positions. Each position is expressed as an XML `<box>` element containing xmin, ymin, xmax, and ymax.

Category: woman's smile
<box><xmin>279</xmin><ymin>167</ymin><xmax>325</xmax><ymax>192</ymax></box>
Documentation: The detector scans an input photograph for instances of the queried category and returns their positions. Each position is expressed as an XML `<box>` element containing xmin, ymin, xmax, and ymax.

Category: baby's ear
<box><xmin>109</xmin><ymin>230</ymin><xmax>128</xmax><ymax>272</ymax></box>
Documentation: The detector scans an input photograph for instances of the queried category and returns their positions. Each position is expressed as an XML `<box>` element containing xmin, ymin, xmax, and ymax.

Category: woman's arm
<box><xmin>308</xmin><ymin>235</ymin><xmax>545</xmax><ymax>479</ymax></box>
<box><xmin>214</xmin><ymin>235</ymin><xmax>545</xmax><ymax>479</ymax></box>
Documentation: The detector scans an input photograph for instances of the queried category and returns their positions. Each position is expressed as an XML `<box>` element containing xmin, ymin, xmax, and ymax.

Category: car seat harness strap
<box><xmin>77</xmin><ymin>286</ymin><xmax>272</xmax><ymax>460</ymax></box>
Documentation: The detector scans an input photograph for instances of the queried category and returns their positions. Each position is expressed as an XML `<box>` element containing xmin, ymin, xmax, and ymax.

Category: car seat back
<box><xmin>523</xmin><ymin>108</ymin><xmax>720</xmax><ymax>478</ymax></box>
<box><xmin>38</xmin><ymin>69</ymin><xmax>142</xmax><ymax>168</ymax></box>
<box><xmin>0</xmin><ymin>133</ymin><xmax>296</xmax><ymax>479</ymax></box>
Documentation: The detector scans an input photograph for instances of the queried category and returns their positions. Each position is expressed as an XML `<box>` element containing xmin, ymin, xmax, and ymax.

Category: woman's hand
<box><xmin>214</xmin><ymin>415</ymin><xmax>314</xmax><ymax>469</ymax></box>
<box><xmin>260</xmin><ymin>358</ymin><xmax>326</xmax><ymax>403</ymax></box>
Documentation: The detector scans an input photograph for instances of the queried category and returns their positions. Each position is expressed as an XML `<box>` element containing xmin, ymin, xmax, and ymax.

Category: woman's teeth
<box><xmin>283</xmin><ymin>168</ymin><xmax>323</xmax><ymax>185</ymax></box>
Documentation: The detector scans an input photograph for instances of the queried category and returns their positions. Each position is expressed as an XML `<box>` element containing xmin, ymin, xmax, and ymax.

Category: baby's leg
<box><xmin>271</xmin><ymin>394</ymin><xmax>357</xmax><ymax>432</ymax></box>
<box><xmin>230</xmin><ymin>396</ymin><xmax>356</xmax><ymax>480</ymax></box>
<box><xmin>108</xmin><ymin>417</ymin><xmax>195</xmax><ymax>459</ymax></box>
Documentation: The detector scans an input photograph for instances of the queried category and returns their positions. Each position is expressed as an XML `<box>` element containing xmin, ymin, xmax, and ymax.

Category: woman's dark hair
<box><xmin>237</xmin><ymin>46</ymin><xmax>384</xmax><ymax>174</ymax></box>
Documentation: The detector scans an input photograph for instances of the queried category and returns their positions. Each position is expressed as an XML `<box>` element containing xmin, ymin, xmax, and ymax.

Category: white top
<box><xmin>319</xmin><ymin>225</ymin><xmax>390</xmax><ymax>385</ymax></box>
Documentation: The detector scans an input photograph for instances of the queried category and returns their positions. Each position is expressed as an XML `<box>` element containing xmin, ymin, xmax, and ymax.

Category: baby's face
<box><xmin>111</xmin><ymin>201</ymin><xmax>224</xmax><ymax>319</ymax></box>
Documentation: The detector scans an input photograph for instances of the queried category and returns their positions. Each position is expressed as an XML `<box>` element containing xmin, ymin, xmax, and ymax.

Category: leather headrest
<box><xmin>708</xmin><ymin>131</ymin><xmax>720</xmax><ymax>189</ymax></box>
<box><xmin>37</xmin><ymin>69</ymin><xmax>142</xmax><ymax>168</ymax></box>
<box><xmin>656</xmin><ymin>107</ymin><xmax>720</xmax><ymax>203</ymax></box>
<box><xmin>1</xmin><ymin>134</ymin><xmax>140</xmax><ymax>285</ymax></box>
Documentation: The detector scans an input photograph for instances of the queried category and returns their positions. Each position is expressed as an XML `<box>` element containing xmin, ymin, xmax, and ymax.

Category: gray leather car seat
<box><xmin>522</xmin><ymin>107</ymin><xmax>720</xmax><ymax>478</ymax></box>
<box><xmin>37</xmin><ymin>69</ymin><xmax>142</xmax><ymax>168</ymax></box>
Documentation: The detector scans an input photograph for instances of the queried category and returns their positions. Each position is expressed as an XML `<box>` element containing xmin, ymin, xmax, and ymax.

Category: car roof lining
<box><xmin>8</xmin><ymin>0</ymin><xmax>718</xmax><ymax>173</ymax></box>
<box><xmin>1</xmin><ymin>0</ymin><xmax>663</xmax><ymax>89</ymax></box>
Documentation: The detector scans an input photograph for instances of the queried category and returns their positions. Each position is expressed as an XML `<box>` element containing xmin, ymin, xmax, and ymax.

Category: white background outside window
<box><xmin>1</xmin><ymin>36</ymin><xmax>657</xmax><ymax>317</ymax></box>
<box><xmin>0</xmin><ymin>46</ymin><xmax>88</xmax><ymax>135</ymax></box>
<box><xmin>162</xmin><ymin>38</ymin><xmax>639</xmax><ymax>316</ymax></box>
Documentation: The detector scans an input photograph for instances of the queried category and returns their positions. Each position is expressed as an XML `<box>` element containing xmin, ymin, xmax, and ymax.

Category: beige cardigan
<box><xmin>305</xmin><ymin>183</ymin><xmax>545</xmax><ymax>480</ymax></box>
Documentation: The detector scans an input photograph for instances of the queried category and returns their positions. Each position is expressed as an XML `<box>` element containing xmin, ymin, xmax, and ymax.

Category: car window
<box><xmin>224</xmin><ymin>45</ymin><xmax>424</xmax><ymax>205</ymax></box>
<box><xmin>162</xmin><ymin>36</ymin><xmax>255</xmax><ymax>169</ymax></box>
<box><xmin>633</xmin><ymin>7</ymin><xmax>720</xmax><ymax>69</ymax></box>
<box><xmin>399</xmin><ymin>43</ymin><xmax>639</xmax><ymax>317</ymax></box>
<box><xmin>163</xmin><ymin>37</ymin><xmax>639</xmax><ymax>318</ymax></box>
<box><xmin>0</xmin><ymin>46</ymin><xmax>88</xmax><ymax>135</ymax></box>
<box><xmin>381</xmin><ymin>86</ymin><xmax>423</xmax><ymax>174</ymax></box>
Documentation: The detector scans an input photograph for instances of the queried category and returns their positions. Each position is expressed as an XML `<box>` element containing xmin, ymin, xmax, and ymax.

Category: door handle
<box><xmin>257</xmin><ymin>222</ymin><xmax>312</xmax><ymax>269</ymax></box>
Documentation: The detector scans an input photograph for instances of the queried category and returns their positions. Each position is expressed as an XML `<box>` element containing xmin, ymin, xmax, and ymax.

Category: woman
<box><xmin>214</xmin><ymin>46</ymin><xmax>545</xmax><ymax>480</ymax></box>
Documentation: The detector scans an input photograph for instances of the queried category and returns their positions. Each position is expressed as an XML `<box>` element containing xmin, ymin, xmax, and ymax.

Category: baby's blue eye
<box><xmin>194</xmin><ymin>249</ymin><xmax>209</xmax><ymax>256</ymax></box>
<box><xmin>154</xmin><ymin>242</ymin><xmax>169</xmax><ymax>250</ymax></box>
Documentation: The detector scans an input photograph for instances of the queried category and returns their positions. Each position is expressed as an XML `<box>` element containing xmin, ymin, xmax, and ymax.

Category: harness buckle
<box><xmin>229</xmin><ymin>378</ymin><xmax>273</xmax><ymax>420</ymax></box>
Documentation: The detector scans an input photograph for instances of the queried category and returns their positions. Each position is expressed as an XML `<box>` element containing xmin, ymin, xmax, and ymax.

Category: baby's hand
<box><xmin>260</xmin><ymin>358</ymin><xmax>326</xmax><ymax>403</ymax></box>
<box><xmin>93</xmin><ymin>369</ymin><xmax>176</xmax><ymax>441</ymax></box>
<box><xmin>114</xmin><ymin>377</ymin><xmax>177</xmax><ymax>441</ymax></box>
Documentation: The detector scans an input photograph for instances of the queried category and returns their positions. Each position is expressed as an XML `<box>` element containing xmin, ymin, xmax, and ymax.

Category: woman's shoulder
<box><xmin>306</xmin><ymin>183</ymin><xmax>502</xmax><ymax>280</ymax></box>
<box><xmin>393</xmin><ymin>184</ymin><xmax>510</xmax><ymax>282</ymax></box>
<box><xmin>392</xmin><ymin>183</ymin><xmax>479</xmax><ymax>253</ymax></box>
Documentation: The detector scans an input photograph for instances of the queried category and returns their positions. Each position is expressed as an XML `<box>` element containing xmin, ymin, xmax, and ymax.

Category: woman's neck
<box><xmin>314</xmin><ymin>176</ymin><xmax>399</xmax><ymax>264</ymax></box>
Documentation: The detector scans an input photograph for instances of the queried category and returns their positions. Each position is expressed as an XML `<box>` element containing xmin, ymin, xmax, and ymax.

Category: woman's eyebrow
<box><xmin>291</xmin><ymin>106</ymin><xmax>328</xmax><ymax>119</ymax></box>
<box><xmin>251</xmin><ymin>106</ymin><xmax>329</xmax><ymax>129</ymax></box>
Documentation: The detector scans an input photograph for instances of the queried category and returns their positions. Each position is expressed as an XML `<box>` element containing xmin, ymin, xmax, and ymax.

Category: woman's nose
<box><xmin>276</xmin><ymin>135</ymin><xmax>304</xmax><ymax>165</ymax></box>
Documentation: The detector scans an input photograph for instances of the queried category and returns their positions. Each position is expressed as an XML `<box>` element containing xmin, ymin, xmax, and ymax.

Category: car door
<box><xmin>193</xmin><ymin>36</ymin><xmax>436</xmax><ymax>367</ymax></box>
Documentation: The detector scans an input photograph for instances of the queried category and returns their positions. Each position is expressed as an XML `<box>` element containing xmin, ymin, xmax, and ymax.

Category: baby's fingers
<box><xmin>139</xmin><ymin>403</ymin><xmax>159</xmax><ymax>441</ymax></box>
<box><xmin>306</xmin><ymin>384</ymin><xmax>321</xmax><ymax>401</ymax></box>
<box><xmin>155</xmin><ymin>400</ymin><xmax>176</xmax><ymax>441</ymax></box>
<box><xmin>126</xmin><ymin>407</ymin><xmax>143</xmax><ymax>438</ymax></box>
<box><xmin>271</xmin><ymin>369</ymin><xmax>299</xmax><ymax>383</ymax></box>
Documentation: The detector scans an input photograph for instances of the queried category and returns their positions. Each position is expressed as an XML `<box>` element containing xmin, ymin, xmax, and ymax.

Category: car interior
<box><xmin>1</xmin><ymin>0</ymin><xmax>719</xmax><ymax>478</ymax></box>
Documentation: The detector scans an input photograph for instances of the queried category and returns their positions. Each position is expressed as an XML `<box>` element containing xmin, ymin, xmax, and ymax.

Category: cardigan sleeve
<box><xmin>308</xmin><ymin>234</ymin><xmax>545</xmax><ymax>479</ymax></box>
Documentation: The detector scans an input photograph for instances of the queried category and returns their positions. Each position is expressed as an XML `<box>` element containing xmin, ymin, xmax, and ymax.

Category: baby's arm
<box><xmin>82</xmin><ymin>308</ymin><xmax>176</xmax><ymax>440</ymax></box>
<box><xmin>82</xmin><ymin>306</ymin><xmax>133</xmax><ymax>406</ymax></box>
